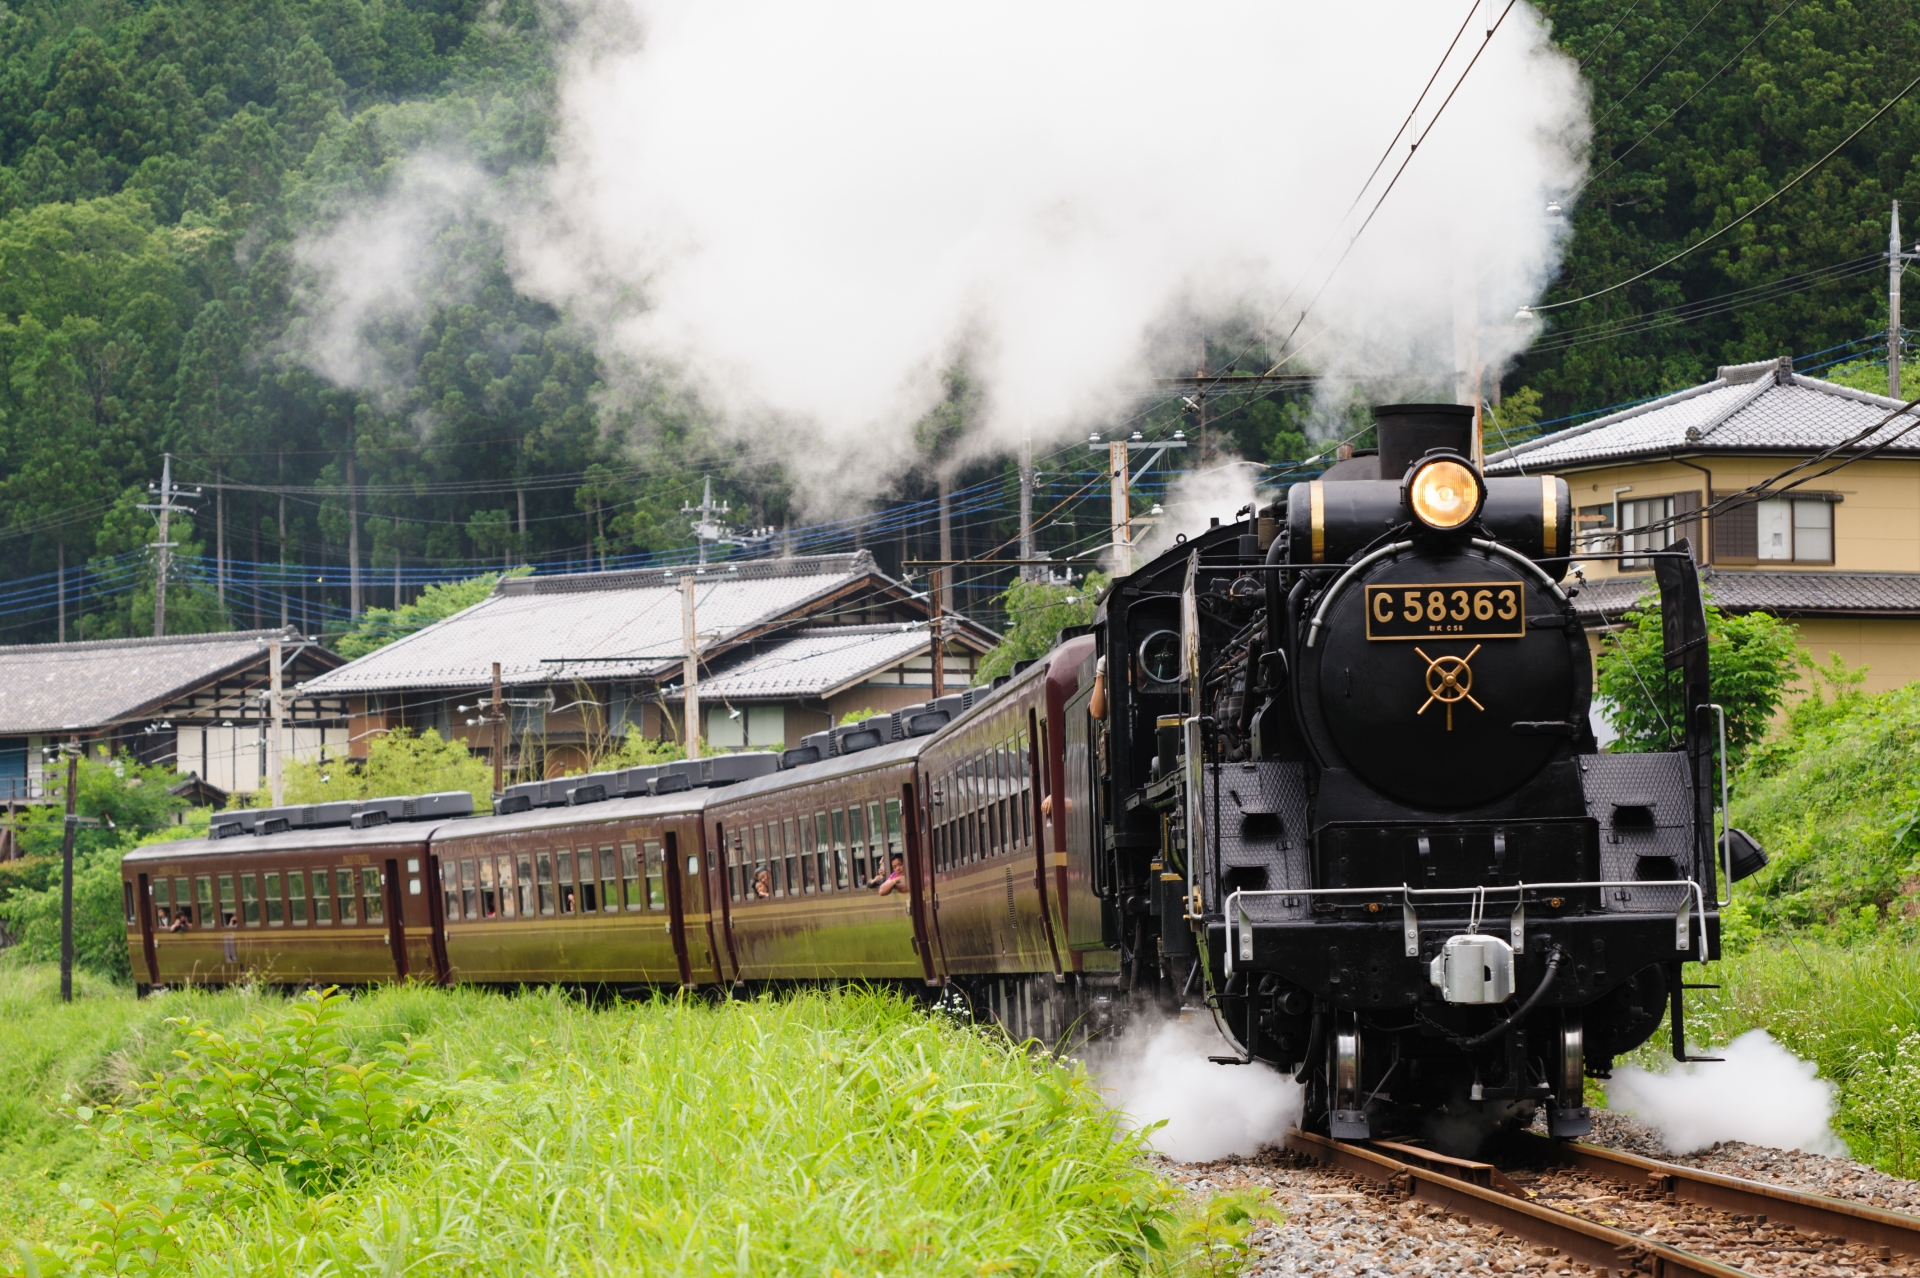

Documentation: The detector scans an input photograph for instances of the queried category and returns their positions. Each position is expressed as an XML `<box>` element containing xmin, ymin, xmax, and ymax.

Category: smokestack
<box><xmin>1373</xmin><ymin>403</ymin><xmax>1474</xmax><ymax>480</ymax></box>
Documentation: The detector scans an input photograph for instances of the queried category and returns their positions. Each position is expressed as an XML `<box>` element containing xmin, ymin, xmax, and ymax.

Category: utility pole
<box><xmin>58</xmin><ymin>737</ymin><xmax>77</xmax><ymax>1003</ymax></box>
<box><xmin>1891</xmin><ymin>201</ymin><xmax>1919</xmax><ymax>400</ymax></box>
<box><xmin>937</xmin><ymin>476</ymin><xmax>954</xmax><ymax>613</ymax></box>
<box><xmin>1018</xmin><ymin>437</ymin><xmax>1035</xmax><ymax>581</ymax></box>
<box><xmin>1109</xmin><ymin>440</ymin><xmax>1131</xmax><ymax>574</ymax></box>
<box><xmin>347</xmin><ymin>452</ymin><xmax>361</xmax><ymax>619</ymax></box>
<box><xmin>269</xmin><ymin>639</ymin><xmax>286</xmax><ymax>806</ymax></box>
<box><xmin>929</xmin><ymin>568</ymin><xmax>945</xmax><ymax>700</ymax></box>
<box><xmin>491</xmin><ymin>661</ymin><xmax>505</xmax><ymax>796</ymax></box>
<box><xmin>680</xmin><ymin>577</ymin><xmax>701</xmax><ymax>759</ymax></box>
<box><xmin>215</xmin><ymin>468</ymin><xmax>225</xmax><ymax>607</ymax></box>
<box><xmin>681</xmin><ymin>476</ymin><xmax>731</xmax><ymax>567</ymax></box>
<box><xmin>140</xmin><ymin>455</ymin><xmax>198</xmax><ymax>638</ymax></box>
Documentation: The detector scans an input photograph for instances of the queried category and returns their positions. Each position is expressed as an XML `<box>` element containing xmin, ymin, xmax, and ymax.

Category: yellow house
<box><xmin>1484</xmin><ymin>356</ymin><xmax>1920</xmax><ymax>693</ymax></box>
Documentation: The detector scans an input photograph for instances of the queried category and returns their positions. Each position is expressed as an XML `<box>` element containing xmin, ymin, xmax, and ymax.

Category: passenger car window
<box><xmin>886</xmin><ymin>798</ymin><xmax>903</xmax><ymax>862</ymax></box>
<box><xmin>440</xmin><ymin>862</ymin><xmax>460</xmax><ymax>924</ymax></box>
<box><xmin>460</xmin><ymin>858</ymin><xmax>479</xmax><ymax>920</ymax></box>
<box><xmin>622</xmin><ymin>843</ymin><xmax>643</xmax><ymax>909</ymax></box>
<box><xmin>517</xmin><ymin>853</ymin><xmax>535</xmax><ymax>916</ymax></box>
<box><xmin>241</xmin><ymin>874</ymin><xmax>260</xmax><ymax>926</ymax></box>
<box><xmin>362</xmin><ymin>868</ymin><xmax>385</xmax><ymax>925</ymax></box>
<box><xmin>197</xmin><ymin>876</ymin><xmax>215</xmax><ymax>927</ymax></box>
<box><xmin>781</xmin><ymin>817</ymin><xmax>799</xmax><ymax>897</ymax></box>
<box><xmin>847</xmin><ymin>804</ymin><xmax>867</xmax><ymax>887</ymax></box>
<box><xmin>600</xmin><ymin>847</ymin><xmax>619</xmax><ymax>913</ymax></box>
<box><xmin>644</xmin><ymin>840</ymin><xmax>666</xmax><ymax>909</ymax></box>
<box><xmin>264</xmin><ymin>873</ymin><xmax>284</xmax><ymax>926</ymax></box>
<box><xmin>479</xmin><ymin>856</ymin><xmax>498</xmax><ymax>917</ymax></box>
<box><xmin>830</xmin><ymin>808</ymin><xmax>849</xmax><ymax>890</ymax></box>
<box><xmin>337</xmin><ymin>870</ymin><xmax>358</xmax><ymax>925</ymax></box>
<box><xmin>536</xmin><ymin>851</ymin><xmax>556</xmax><ymax>914</ymax></box>
<box><xmin>578</xmin><ymin>848</ymin><xmax>600</xmax><ymax>913</ymax></box>
<box><xmin>497</xmin><ymin>855</ymin><xmax>517</xmax><ymax>919</ymax></box>
<box><xmin>557</xmin><ymin>850</ymin><xmax>576</xmax><ymax>914</ymax></box>
<box><xmin>312</xmin><ymin>870</ymin><xmax>333</xmax><ymax>924</ymax></box>
<box><xmin>287</xmin><ymin>871</ymin><xmax>307</xmax><ymax>925</ymax></box>
<box><xmin>865</xmin><ymin>801</ymin><xmax>883</xmax><ymax>885</ymax></box>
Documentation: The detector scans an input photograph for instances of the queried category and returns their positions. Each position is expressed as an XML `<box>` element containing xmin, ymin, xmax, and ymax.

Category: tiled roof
<box><xmin>0</xmin><ymin>628</ymin><xmax>314</xmax><ymax>734</ymax></box>
<box><xmin>1572</xmin><ymin>569</ymin><xmax>1920</xmax><ymax>623</ymax></box>
<box><xmin>1485</xmin><ymin>357</ymin><xmax>1920</xmax><ymax>474</ymax></box>
<box><xmin>300</xmin><ymin>553</ymin><xmax>969</xmax><ymax>696</ymax></box>
<box><xmin>687</xmin><ymin>626</ymin><xmax>944</xmax><ymax>700</ymax></box>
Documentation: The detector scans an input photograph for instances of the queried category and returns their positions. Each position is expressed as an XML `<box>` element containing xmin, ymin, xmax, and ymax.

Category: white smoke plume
<box><xmin>1131</xmin><ymin>461</ymin><xmax>1268</xmax><ymax>566</ymax></box>
<box><xmin>291</xmin><ymin>155</ymin><xmax>498</xmax><ymax>410</ymax></box>
<box><xmin>500</xmin><ymin>0</ymin><xmax>1587</xmax><ymax>510</ymax></box>
<box><xmin>1606</xmin><ymin>1030</ymin><xmax>1844</xmax><ymax>1156</ymax></box>
<box><xmin>1097</xmin><ymin>1018</ymin><xmax>1302</xmax><ymax>1162</ymax></box>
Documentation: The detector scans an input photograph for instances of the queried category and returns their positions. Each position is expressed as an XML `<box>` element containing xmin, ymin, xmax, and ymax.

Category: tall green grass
<box><xmin>1622</xmin><ymin>935</ymin><xmax>1920</xmax><ymax>1175</ymax></box>
<box><xmin>0</xmin><ymin>973</ymin><xmax>1193</xmax><ymax>1276</ymax></box>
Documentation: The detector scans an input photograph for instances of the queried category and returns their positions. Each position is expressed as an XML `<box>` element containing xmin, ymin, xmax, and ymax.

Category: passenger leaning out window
<box><xmin>875</xmin><ymin>856</ymin><xmax>906</xmax><ymax>897</ymax></box>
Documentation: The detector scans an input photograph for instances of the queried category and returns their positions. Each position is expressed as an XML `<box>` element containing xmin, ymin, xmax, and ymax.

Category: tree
<box><xmin>975</xmin><ymin>574</ymin><xmax>1108</xmax><ymax>683</ymax></box>
<box><xmin>1595</xmin><ymin>587</ymin><xmax>1806</xmax><ymax>766</ymax></box>
<box><xmin>275</xmin><ymin>726</ymin><xmax>494</xmax><ymax>811</ymax></box>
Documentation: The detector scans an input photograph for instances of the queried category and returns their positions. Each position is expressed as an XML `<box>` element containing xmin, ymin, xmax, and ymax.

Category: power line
<box><xmin>1583</xmin><ymin>0</ymin><xmax>1729</xmax><ymax>139</ymax></box>
<box><xmin>1534</xmin><ymin>65</ymin><xmax>1920</xmax><ymax>313</ymax></box>
<box><xmin>1574</xmin><ymin>0</ymin><xmax>1803</xmax><ymax>201</ymax></box>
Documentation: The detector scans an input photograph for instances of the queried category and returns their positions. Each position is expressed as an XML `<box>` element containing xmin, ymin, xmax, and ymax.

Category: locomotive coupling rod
<box><xmin>1521</xmin><ymin>1133</ymin><xmax>1920</xmax><ymax>1259</ymax></box>
<box><xmin>1284</xmin><ymin>1129</ymin><xmax>1755</xmax><ymax>1278</ymax></box>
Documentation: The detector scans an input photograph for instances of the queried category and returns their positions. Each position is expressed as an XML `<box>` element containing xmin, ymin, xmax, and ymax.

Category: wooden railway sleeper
<box><xmin>1513</xmin><ymin>1132</ymin><xmax>1920</xmax><ymax>1259</ymax></box>
<box><xmin>1284</xmin><ymin>1129</ymin><xmax>1758</xmax><ymax>1278</ymax></box>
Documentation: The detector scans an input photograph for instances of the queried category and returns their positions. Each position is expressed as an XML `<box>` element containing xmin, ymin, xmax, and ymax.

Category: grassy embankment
<box><xmin>0</xmin><ymin>971</ymin><xmax>1262</xmax><ymax>1276</ymax></box>
<box><xmin>1616</xmin><ymin>677</ymin><xmax>1920</xmax><ymax>1175</ymax></box>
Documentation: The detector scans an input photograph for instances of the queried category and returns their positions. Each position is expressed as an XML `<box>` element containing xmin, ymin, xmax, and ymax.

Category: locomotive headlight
<box><xmin>1407</xmin><ymin>457</ymin><xmax>1484</xmax><ymax>531</ymax></box>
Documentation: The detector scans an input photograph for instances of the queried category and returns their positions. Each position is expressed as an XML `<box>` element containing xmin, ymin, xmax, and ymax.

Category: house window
<box><xmin>1712</xmin><ymin>494</ymin><xmax>1837</xmax><ymax>564</ymax></box>
<box><xmin>705</xmin><ymin>704</ymin><xmax>784</xmax><ymax>749</ymax></box>
<box><xmin>1576</xmin><ymin>504</ymin><xmax>1614</xmax><ymax>552</ymax></box>
<box><xmin>1618</xmin><ymin>496</ymin><xmax>1672</xmax><ymax>569</ymax></box>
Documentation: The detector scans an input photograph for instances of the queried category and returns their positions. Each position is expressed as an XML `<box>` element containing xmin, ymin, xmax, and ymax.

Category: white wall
<box><xmin>175</xmin><ymin>725</ymin><xmax>350</xmax><ymax>794</ymax></box>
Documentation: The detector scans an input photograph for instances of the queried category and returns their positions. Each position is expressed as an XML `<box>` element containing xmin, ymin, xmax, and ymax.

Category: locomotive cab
<box><xmin>1079</xmin><ymin>403</ymin><xmax>1739</xmax><ymax>1155</ymax></box>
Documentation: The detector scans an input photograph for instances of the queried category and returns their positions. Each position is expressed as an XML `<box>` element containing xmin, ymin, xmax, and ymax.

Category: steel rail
<box><xmin>1285</xmin><ymin>1128</ymin><xmax>1756</xmax><ymax>1278</ymax></box>
<box><xmin>1520</xmin><ymin>1134</ymin><xmax>1920</xmax><ymax>1260</ymax></box>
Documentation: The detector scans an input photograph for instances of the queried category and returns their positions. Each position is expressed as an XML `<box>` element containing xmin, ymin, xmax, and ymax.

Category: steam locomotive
<box><xmin>122</xmin><ymin>403</ymin><xmax>1759</xmax><ymax>1152</ymax></box>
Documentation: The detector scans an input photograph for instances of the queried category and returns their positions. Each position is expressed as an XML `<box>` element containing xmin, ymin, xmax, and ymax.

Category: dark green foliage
<box><xmin>0</xmin><ymin>2</ymin><xmax>755</xmax><ymax>644</ymax></box>
<box><xmin>1594</xmin><ymin>587</ymin><xmax>1805</xmax><ymax>762</ymax></box>
<box><xmin>974</xmin><ymin>573</ymin><xmax>1109</xmax><ymax>683</ymax></box>
<box><xmin>1522</xmin><ymin>1</ymin><xmax>1920</xmax><ymax>416</ymax></box>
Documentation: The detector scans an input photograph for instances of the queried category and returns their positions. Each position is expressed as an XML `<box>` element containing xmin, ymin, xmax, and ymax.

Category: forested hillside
<box><xmin>0</xmin><ymin>1</ymin><xmax>1914</xmax><ymax>644</ymax></box>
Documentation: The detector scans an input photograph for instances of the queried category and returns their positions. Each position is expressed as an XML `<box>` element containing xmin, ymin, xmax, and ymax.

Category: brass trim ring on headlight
<box><xmin>1406</xmin><ymin>456</ymin><xmax>1484</xmax><ymax>530</ymax></box>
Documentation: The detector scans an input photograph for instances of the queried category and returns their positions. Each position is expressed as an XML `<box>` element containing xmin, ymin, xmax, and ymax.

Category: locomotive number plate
<box><xmin>1364</xmin><ymin>582</ymin><xmax>1526</xmax><ymax>640</ymax></box>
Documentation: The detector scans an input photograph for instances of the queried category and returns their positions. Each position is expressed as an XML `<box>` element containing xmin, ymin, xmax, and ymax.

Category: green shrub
<box><xmin>1728</xmin><ymin>682</ymin><xmax>1920</xmax><ymax>927</ymax></box>
<box><xmin>1594</xmin><ymin>590</ymin><xmax>1804</xmax><ymax>764</ymax></box>
<box><xmin>268</xmin><ymin>726</ymin><xmax>494</xmax><ymax>811</ymax></box>
<box><xmin>976</xmin><ymin>574</ymin><xmax>1109</xmax><ymax>684</ymax></box>
<box><xmin>0</xmin><ymin>855</ymin><xmax>132</xmax><ymax>984</ymax></box>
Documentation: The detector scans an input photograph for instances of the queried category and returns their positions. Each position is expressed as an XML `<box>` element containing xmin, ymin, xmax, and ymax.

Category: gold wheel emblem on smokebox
<box><xmin>1415</xmin><ymin>644</ymin><xmax>1483</xmax><ymax>730</ymax></box>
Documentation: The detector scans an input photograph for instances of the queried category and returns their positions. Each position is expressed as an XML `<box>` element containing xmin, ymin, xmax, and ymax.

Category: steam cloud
<box><xmin>496</xmin><ymin>0</ymin><xmax>1587</xmax><ymax>510</ymax></box>
<box><xmin>1606</xmin><ymin>1030</ymin><xmax>1844</xmax><ymax>1156</ymax></box>
<box><xmin>1098</xmin><ymin>1018</ymin><xmax>1302</xmax><ymax>1162</ymax></box>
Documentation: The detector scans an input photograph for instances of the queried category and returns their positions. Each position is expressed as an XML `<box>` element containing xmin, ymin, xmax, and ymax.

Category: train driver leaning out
<box><xmin>752</xmin><ymin>868</ymin><xmax>772</xmax><ymax>899</ymax></box>
<box><xmin>874</xmin><ymin>856</ymin><xmax>906</xmax><ymax>896</ymax></box>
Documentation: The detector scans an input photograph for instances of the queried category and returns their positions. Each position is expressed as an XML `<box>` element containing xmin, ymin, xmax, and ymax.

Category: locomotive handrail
<box><xmin>1304</xmin><ymin>541</ymin><xmax>1412</xmax><ymax>648</ymax></box>
<box><xmin>1468</xmin><ymin>538</ymin><xmax>1570</xmax><ymax>605</ymax></box>
<box><xmin>1223</xmin><ymin>878</ymin><xmax>1709</xmax><ymax>978</ymax></box>
<box><xmin>1709</xmin><ymin>703</ymin><xmax>1734</xmax><ymax>908</ymax></box>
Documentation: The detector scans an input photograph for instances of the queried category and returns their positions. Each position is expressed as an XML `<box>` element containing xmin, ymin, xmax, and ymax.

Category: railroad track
<box><xmin>1283</xmin><ymin>1128</ymin><xmax>1920</xmax><ymax>1277</ymax></box>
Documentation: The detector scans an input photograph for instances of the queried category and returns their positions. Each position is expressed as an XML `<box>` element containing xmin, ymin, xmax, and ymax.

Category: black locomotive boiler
<box><xmin>1074</xmin><ymin>403</ymin><xmax>1763</xmax><ymax>1152</ymax></box>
